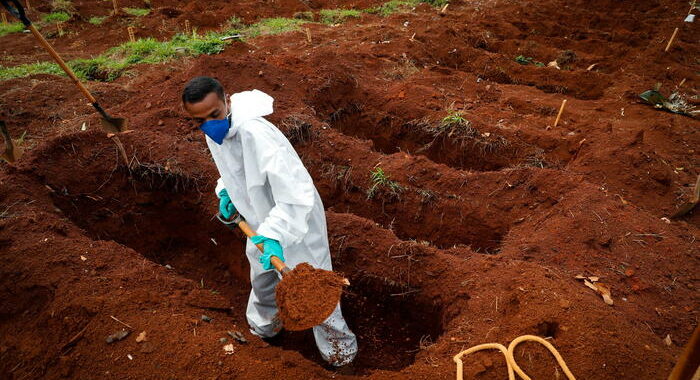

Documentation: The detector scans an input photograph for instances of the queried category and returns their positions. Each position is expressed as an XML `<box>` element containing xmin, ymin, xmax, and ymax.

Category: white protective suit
<box><xmin>206</xmin><ymin>89</ymin><xmax>357</xmax><ymax>366</ymax></box>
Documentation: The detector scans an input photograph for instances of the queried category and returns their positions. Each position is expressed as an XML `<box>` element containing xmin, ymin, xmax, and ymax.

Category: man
<box><xmin>181</xmin><ymin>76</ymin><xmax>357</xmax><ymax>366</ymax></box>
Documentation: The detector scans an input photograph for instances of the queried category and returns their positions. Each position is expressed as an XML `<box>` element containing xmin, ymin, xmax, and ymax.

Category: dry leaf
<box><xmin>596</xmin><ymin>283</ymin><xmax>614</xmax><ymax>305</ymax></box>
<box><xmin>223</xmin><ymin>344</ymin><xmax>235</xmax><ymax>354</ymax></box>
<box><xmin>588</xmin><ymin>276</ymin><xmax>600</xmax><ymax>282</ymax></box>
<box><xmin>664</xmin><ymin>334</ymin><xmax>672</xmax><ymax>346</ymax></box>
<box><xmin>136</xmin><ymin>331</ymin><xmax>147</xmax><ymax>343</ymax></box>
<box><xmin>575</xmin><ymin>274</ymin><xmax>586</xmax><ymax>280</ymax></box>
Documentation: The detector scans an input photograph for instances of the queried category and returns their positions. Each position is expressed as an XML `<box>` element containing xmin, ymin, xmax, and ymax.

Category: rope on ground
<box><xmin>453</xmin><ymin>334</ymin><xmax>576</xmax><ymax>380</ymax></box>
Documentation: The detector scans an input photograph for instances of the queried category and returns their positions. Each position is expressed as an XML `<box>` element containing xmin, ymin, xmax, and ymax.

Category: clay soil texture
<box><xmin>1</xmin><ymin>0</ymin><xmax>699</xmax><ymax>379</ymax></box>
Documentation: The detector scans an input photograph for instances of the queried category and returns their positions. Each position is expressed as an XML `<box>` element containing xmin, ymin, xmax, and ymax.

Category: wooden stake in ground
<box><xmin>184</xmin><ymin>19</ymin><xmax>191</xmax><ymax>36</ymax></box>
<box><xmin>1</xmin><ymin>12</ymin><xmax>7</xmax><ymax>25</ymax></box>
<box><xmin>57</xmin><ymin>22</ymin><xmax>63</xmax><ymax>36</ymax></box>
<box><xmin>440</xmin><ymin>3</ymin><xmax>449</xmax><ymax>14</ymax></box>
<box><xmin>25</xmin><ymin>0</ymin><xmax>30</xmax><ymax>12</ymax></box>
<box><xmin>112</xmin><ymin>0</ymin><xmax>119</xmax><ymax>15</ymax></box>
<box><xmin>305</xmin><ymin>27</ymin><xmax>311</xmax><ymax>43</ymax></box>
<box><xmin>664</xmin><ymin>27</ymin><xmax>679</xmax><ymax>52</ymax></box>
<box><xmin>127</xmin><ymin>26</ymin><xmax>135</xmax><ymax>42</ymax></box>
<box><xmin>553</xmin><ymin>99</ymin><xmax>567</xmax><ymax>128</ymax></box>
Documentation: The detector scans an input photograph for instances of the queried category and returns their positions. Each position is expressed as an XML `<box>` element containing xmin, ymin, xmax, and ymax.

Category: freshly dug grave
<box><xmin>276</xmin><ymin>262</ymin><xmax>348</xmax><ymax>331</ymax></box>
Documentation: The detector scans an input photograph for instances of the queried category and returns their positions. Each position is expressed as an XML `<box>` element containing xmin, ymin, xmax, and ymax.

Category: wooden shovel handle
<box><xmin>27</xmin><ymin>24</ymin><xmax>97</xmax><ymax>104</ymax></box>
<box><xmin>237</xmin><ymin>220</ymin><xmax>289</xmax><ymax>274</ymax></box>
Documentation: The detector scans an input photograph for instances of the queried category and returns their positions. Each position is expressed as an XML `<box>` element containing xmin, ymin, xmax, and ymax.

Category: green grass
<box><xmin>0</xmin><ymin>22</ymin><xmax>25</xmax><ymax>37</ymax></box>
<box><xmin>41</xmin><ymin>12</ymin><xmax>71</xmax><ymax>23</ymax></box>
<box><xmin>89</xmin><ymin>16</ymin><xmax>107</xmax><ymax>25</ymax></box>
<box><xmin>366</xmin><ymin>0</ymin><xmax>420</xmax><ymax>16</ymax></box>
<box><xmin>238</xmin><ymin>18</ymin><xmax>306</xmax><ymax>38</ymax></box>
<box><xmin>442</xmin><ymin>110</ymin><xmax>467</xmax><ymax>126</ymax></box>
<box><xmin>0</xmin><ymin>62</ymin><xmax>63</xmax><ymax>81</ymax></box>
<box><xmin>319</xmin><ymin>9</ymin><xmax>361</xmax><ymax>24</ymax></box>
<box><xmin>367</xmin><ymin>167</ymin><xmax>404</xmax><ymax>200</ymax></box>
<box><xmin>123</xmin><ymin>8</ymin><xmax>150</xmax><ymax>17</ymax></box>
<box><xmin>515</xmin><ymin>55</ymin><xmax>544</xmax><ymax>66</ymax></box>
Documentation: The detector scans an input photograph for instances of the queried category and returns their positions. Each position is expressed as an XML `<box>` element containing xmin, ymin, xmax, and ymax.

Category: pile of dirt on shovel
<box><xmin>276</xmin><ymin>263</ymin><xmax>347</xmax><ymax>331</ymax></box>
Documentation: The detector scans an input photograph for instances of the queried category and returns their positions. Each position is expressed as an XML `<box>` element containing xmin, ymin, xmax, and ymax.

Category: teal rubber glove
<box><xmin>251</xmin><ymin>235</ymin><xmax>285</xmax><ymax>271</ymax></box>
<box><xmin>218</xmin><ymin>189</ymin><xmax>237</xmax><ymax>219</ymax></box>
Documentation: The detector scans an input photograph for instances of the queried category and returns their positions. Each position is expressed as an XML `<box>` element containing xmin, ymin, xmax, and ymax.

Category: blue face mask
<box><xmin>199</xmin><ymin>115</ymin><xmax>230</xmax><ymax>145</ymax></box>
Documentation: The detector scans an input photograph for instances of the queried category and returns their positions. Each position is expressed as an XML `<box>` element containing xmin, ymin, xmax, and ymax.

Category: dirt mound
<box><xmin>276</xmin><ymin>262</ymin><xmax>347</xmax><ymax>331</ymax></box>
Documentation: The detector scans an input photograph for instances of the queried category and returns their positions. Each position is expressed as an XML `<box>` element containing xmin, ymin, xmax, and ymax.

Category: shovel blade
<box><xmin>100</xmin><ymin>117</ymin><xmax>128</xmax><ymax>133</ymax></box>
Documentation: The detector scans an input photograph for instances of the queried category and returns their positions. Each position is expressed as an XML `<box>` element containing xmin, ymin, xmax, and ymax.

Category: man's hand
<box><xmin>218</xmin><ymin>189</ymin><xmax>237</xmax><ymax>219</ymax></box>
<box><xmin>251</xmin><ymin>235</ymin><xmax>285</xmax><ymax>271</ymax></box>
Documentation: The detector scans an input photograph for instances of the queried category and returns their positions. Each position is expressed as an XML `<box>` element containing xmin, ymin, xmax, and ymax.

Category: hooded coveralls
<box><xmin>206</xmin><ymin>89</ymin><xmax>357</xmax><ymax>366</ymax></box>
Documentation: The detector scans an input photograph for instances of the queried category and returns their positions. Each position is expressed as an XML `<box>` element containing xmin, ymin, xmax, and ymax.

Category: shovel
<box><xmin>1</xmin><ymin>0</ymin><xmax>127</xmax><ymax>133</ymax></box>
<box><xmin>0</xmin><ymin>121</ymin><xmax>23</xmax><ymax>163</ymax></box>
<box><xmin>671</xmin><ymin>174</ymin><xmax>700</xmax><ymax>219</ymax></box>
<box><xmin>216</xmin><ymin>211</ymin><xmax>349</xmax><ymax>331</ymax></box>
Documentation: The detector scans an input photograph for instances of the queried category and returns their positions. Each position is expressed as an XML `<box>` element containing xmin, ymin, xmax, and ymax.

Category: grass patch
<box><xmin>41</xmin><ymin>12</ymin><xmax>71</xmax><ymax>23</ymax></box>
<box><xmin>237</xmin><ymin>17</ymin><xmax>306</xmax><ymax>38</ymax></box>
<box><xmin>319</xmin><ymin>9</ymin><xmax>362</xmax><ymax>24</ymax></box>
<box><xmin>366</xmin><ymin>0</ymin><xmax>420</xmax><ymax>16</ymax></box>
<box><xmin>89</xmin><ymin>16</ymin><xmax>107</xmax><ymax>25</ymax></box>
<box><xmin>123</xmin><ymin>8</ymin><xmax>150</xmax><ymax>17</ymax></box>
<box><xmin>0</xmin><ymin>31</ymin><xmax>229</xmax><ymax>82</ymax></box>
<box><xmin>0</xmin><ymin>62</ymin><xmax>63</xmax><ymax>81</ymax></box>
<box><xmin>0</xmin><ymin>22</ymin><xmax>25</xmax><ymax>37</ymax></box>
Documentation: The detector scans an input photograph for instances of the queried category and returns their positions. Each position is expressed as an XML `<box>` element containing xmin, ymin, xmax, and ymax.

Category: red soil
<box><xmin>1</xmin><ymin>0</ymin><xmax>699</xmax><ymax>379</ymax></box>
<box><xmin>275</xmin><ymin>262</ymin><xmax>347</xmax><ymax>331</ymax></box>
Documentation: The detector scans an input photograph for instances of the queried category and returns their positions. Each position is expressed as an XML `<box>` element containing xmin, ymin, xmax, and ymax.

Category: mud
<box><xmin>276</xmin><ymin>262</ymin><xmax>347</xmax><ymax>331</ymax></box>
<box><xmin>1</xmin><ymin>0</ymin><xmax>699</xmax><ymax>379</ymax></box>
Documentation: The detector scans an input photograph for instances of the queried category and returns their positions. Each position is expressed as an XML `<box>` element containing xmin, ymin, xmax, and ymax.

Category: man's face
<box><xmin>183</xmin><ymin>92</ymin><xmax>227</xmax><ymax>129</ymax></box>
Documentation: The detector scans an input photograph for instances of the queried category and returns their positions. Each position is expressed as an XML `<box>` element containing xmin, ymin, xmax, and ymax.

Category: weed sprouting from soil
<box><xmin>0</xmin><ymin>22</ymin><xmax>26</xmax><ymax>37</ymax></box>
<box><xmin>319</xmin><ymin>9</ymin><xmax>362</xmax><ymax>24</ymax></box>
<box><xmin>123</xmin><ymin>8</ymin><xmax>150</xmax><ymax>17</ymax></box>
<box><xmin>41</xmin><ymin>12</ymin><xmax>71</xmax><ymax>23</ymax></box>
<box><xmin>321</xmin><ymin>163</ymin><xmax>354</xmax><ymax>192</ymax></box>
<box><xmin>417</xmin><ymin>189</ymin><xmax>436</xmax><ymax>204</ymax></box>
<box><xmin>367</xmin><ymin>167</ymin><xmax>404</xmax><ymax>200</ymax></box>
<box><xmin>514</xmin><ymin>55</ymin><xmax>544</xmax><ymax>67</ymax></box>
<box><xmin>88</xmin><ymin>16</ymin><xmax>107</xmax><ymax>25</ymax></box>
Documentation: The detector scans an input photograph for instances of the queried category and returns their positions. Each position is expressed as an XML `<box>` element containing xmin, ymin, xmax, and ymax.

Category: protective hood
<box><xmin>229</xmin><ymin>89</ymin><xmax>274</xmax><ymax>131</ymax></box>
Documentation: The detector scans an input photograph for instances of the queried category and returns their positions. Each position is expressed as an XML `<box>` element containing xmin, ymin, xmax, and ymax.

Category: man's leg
<box><xmin>313</xmin><ymin>303</ymin><xmax>358</xmax><ymax>366</ymax></box>
<box><xmin>246</xmin><ymin>269</ymin><xmax>282</xmax><ymax>338</ymax></box>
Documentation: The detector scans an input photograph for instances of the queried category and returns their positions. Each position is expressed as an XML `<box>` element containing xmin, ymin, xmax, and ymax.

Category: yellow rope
<box><xmin>453</xmin><ymin>335</ymin><xmax>576</xmax><ymax>380</ymax></box>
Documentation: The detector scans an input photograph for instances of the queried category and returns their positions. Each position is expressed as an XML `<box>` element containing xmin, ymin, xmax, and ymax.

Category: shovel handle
<box><xmin>219</xmin><ymin>212</ymin><xmax>290</xmax><ymax>274</ymax></box>
<box><xmin>25</xmin><ymin>25</ymin><xmax>98</xmax><ymax>104</ymax></box>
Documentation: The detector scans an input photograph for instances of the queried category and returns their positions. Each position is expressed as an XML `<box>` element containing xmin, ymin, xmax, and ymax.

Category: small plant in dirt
<box><xmin>417</xmin><ymin>189</ymin><xmax>436</xmax><ymax>204</ymax></box>
<box><xmin>514</xmin><ymin>55</ymin><xmax>544</xmax><ymax>67</ymax></box>
<box><xmin>69</xmin><ymin>57</ymin><xmax>129</xmax><ymax>81</ymax></box>
<box><xmin>89</xmin><ymin>16</ymin><xmax>107</xmax><ymax>25</ymax></box>
<box><xmin>41</xmin><ymin>12</ymin><xmax>71</xmax><ymax>23</ymax></box>
<box><xmin>123</xmin><ymin>8</ymin><xmax>150</xmax><ymax>17</ymax></box>
<box><xmin>0</xmin><ymin>22</ymin><xmax>25</xmax><ymax>37</ymax></box>
<box><xmin>367</xmin><ymin>167</ymin><xmax>404</xmax><ymax>200</ymax></box>
<box><xmin>441</xmin><ymin>110</ymin><xmax>468</xmax><ymax>127</ymax></box>
<box><xmin>366</xmin><ymin>0</ymin><xmax>419</xmax><ymax>16</ymax></box>
<box><xmin>319</xmin><ymin>9</ymin><xmax>362</xmax><ymax>24</ymax></box>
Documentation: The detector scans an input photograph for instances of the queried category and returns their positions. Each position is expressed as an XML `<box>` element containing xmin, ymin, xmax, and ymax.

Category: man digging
<box><xmin>181</xmin><ymin>76</ymin><xmax>358</xmax><ymax>366</ymax></box>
